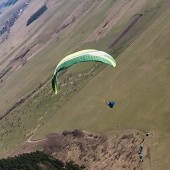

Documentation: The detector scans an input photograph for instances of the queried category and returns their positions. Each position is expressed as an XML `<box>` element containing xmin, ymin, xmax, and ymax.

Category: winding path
<box><xmin>26</xmin><ymin>125</ymin><xmax>46</xmax><ymax>143</ymax></box>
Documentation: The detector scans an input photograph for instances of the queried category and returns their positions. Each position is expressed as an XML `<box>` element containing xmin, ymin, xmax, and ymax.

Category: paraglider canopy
<box><xmin>52</xmin><ymin>49</ymin><xmax>116</xmax><ymax>94</ymax></box>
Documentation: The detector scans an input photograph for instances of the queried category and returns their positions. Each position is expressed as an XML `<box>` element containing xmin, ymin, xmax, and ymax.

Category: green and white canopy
<box><xmin>52</xmin><ymin>49</ymin><xmax>116</xmax><ymax>94</ymax></box>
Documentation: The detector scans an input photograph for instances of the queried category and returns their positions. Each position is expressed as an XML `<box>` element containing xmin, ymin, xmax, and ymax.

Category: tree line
<box><xmin>26</xmin><ymin>5</ymin><xmax>47</xmax><ymax>26</ymax></box>
<box><xmin>0</xmin><ymin>151</ymin><xmax>83</xmax><ymax>170</ymax></box>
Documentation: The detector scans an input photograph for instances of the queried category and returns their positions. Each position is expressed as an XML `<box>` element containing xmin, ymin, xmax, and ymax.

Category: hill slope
<box><xmin>0</xmin><ymin>0</ymin><xmax>170</xmax><ymax>169</ymax></box>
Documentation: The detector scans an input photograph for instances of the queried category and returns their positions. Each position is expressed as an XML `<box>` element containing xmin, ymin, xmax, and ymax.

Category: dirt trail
<box><xmin>26</xmin><ymin>125</ymin><xmax>47</xmax><ymax>143</ymax></box>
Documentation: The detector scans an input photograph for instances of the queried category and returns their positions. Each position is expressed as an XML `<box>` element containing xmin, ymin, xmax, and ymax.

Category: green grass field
<box><xmin>0</xmin><ymin>0</ymin><xmax>170</xmax><ymax>169</ymax></box>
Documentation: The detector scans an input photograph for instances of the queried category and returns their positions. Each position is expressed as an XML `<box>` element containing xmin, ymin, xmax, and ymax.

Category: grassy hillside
<box><xmin>0</xmin><ymin>0</ymin><xmax>170</xmax><ymax>169</ymax></box>
<box><xmin>0</xmin><ymin>0</ymin><xmax>167</xmax><ymax>115</ymax></box>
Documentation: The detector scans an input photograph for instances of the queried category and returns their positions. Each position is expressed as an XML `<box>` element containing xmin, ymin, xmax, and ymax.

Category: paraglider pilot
<box><xmin>106</xmin><ymin>100</ymin><xmax>115</xmax><ymax>108</ymax></box>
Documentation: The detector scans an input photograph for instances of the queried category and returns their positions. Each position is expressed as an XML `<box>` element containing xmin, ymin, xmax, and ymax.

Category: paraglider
<box><xmin>52</xmin><ymin>49</ymin><xmax>116</xmax><ymax>94</ymax></box>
